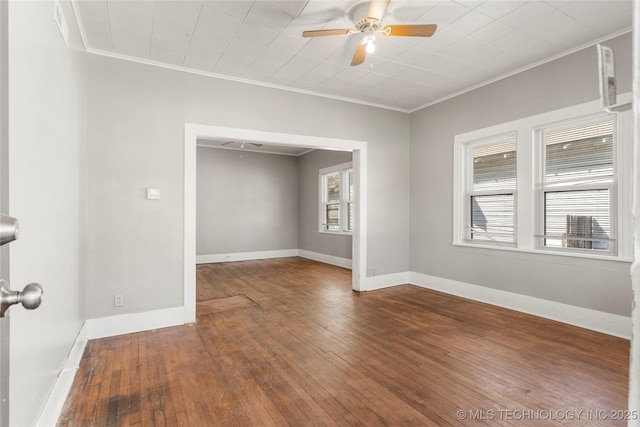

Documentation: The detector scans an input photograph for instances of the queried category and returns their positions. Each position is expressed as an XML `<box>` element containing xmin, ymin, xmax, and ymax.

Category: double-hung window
<box><xmin>453</xmin><ymin>95</ymin><xmax>632</xmax><ymax>260</ymax></box>
<box><xmin>319</xmin><ymin>162</ymin><xmax>353</xmax><ymax>234</ymax></box>
<box><xmin>465</xmin><ymin>134</ymin><xmax>517</xmax><ymax>245</ymax></box>
<box><xmin>537</xmin><ymin>115</ymin><xmax>615</xmax><ymax>253</ymax></box>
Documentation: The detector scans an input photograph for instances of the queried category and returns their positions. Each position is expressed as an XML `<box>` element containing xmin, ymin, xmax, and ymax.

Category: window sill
<box><xmin>452</xmin><ymin>241</ymin><xmax>632</xmax><ymax>263</ymax></box>
<box><xmin>319</xmin><ymin>230</ymin><xmax>353</xmax><ymax>236</ymax></box>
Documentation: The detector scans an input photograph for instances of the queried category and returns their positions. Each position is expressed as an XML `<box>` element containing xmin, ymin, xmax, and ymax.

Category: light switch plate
<box><xmin>146</xmin><ymin>188</ymin><xmax>161</xmax><ymax>200</ymax></box>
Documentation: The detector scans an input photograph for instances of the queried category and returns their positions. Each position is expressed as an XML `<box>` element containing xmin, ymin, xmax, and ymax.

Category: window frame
<box><xmin>463</xmin><ymin>132</ymin><xmax>518</xmax><ymax>247</ymax></box>
<box><xmin>534</xmin><ymin>113</ymin><xmax>617</xmax><ymax>256</ymax></box>
<box><xmin>319</xmin><ymin>161</ymin><xmax>353</xmax><ymax>235</ymax></box>
<box><xmin>453</xmin><ymin>94</ymin><xmax>633</xmax><ymax>262</ymax></box>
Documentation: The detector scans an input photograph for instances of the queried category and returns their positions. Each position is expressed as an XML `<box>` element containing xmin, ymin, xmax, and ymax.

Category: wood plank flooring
<box><xmin>58</xmin><ymin>257</ymin><xmax>630</xmax><ymax>426</ymax></box>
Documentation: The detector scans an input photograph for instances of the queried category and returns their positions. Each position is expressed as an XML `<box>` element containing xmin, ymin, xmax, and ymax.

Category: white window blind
<box><xmin>541</xmin><ymin>117</ymin><xmax>614</xmax><ymax>252</ymax></box>
<box><xmin>544</xmin><ymin>120</ymin><xmax>614</xmax><ymax>186</ymax></box>
<box><xmin>473</xmin><ymin>140</ymin><xmax>517</xmax><ymax>192</ymax></box>
<box><xmin>468</xmin><ymin>137</ymin><xmax>516</xmax><ymax>244</ymax></box>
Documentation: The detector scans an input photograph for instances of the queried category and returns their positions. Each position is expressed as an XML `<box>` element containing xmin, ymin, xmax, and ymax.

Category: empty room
<box><xmin>1</xmin><ymin>0</ymin><xmax>639</xmax><ymax>426</ymax></box>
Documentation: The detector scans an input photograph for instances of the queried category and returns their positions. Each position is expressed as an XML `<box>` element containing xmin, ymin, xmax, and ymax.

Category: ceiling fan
<box><xmin>221</xmin><ymin>141</ymin><xmax>263</xmax><ymax>149</ymax></box>
<box><xmin>302</xmin><ymin>0</ymin><xmax>437</xmax><ymax>66</ymax></box>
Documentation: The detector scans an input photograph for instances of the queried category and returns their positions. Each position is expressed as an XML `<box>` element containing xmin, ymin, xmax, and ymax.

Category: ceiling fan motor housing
<box><xmin>358</xmin><ymin>18</ymin><xmax>381</xmax><ymax>32</ymax></box>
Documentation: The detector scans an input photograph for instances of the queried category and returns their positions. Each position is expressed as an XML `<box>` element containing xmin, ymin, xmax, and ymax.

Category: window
<box><xmin>538</xmin><ymin>116</ymin><xmax>615</xmax><ymax>253</ymax></box>
<box><xmin>319</xmin><ymin>162</ymin><xmax>353</xmax><ymax>234</ymax></box>
<box><xmin>467</xmin><ymin>135</ymin><xmax>517</xmax><ymax>245</ymax></box>
<box><xmin>345</xmin><ymin>169</ymin><xmax>354</xmax><ymax>232</ymax></box>
<box><xmin>453</xmin><ymin>95</ymin><xmax>632</xmax><ymax>261</ymax></box>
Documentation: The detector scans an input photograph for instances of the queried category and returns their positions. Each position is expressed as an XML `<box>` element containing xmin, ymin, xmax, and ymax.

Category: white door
<box><xmin>0</xmin><ymin>3</ymin><xmax>43</xmax><ymax>425</ymax></box>
<box><xmin>0</xmin><ymin>0</ymin><xmax>9</xmax><ymax>424</ymax></box>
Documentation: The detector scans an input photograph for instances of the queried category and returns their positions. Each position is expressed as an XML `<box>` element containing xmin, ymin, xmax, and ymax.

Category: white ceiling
<box><xmin>73</xmin><ymin>0</ymin><xmax>633</xmax><ymax>112</ymax></box>
<box><xmin>197</xmin><ymin>137</ymin><xmax>318</xmax><ymax>155</ymax></box>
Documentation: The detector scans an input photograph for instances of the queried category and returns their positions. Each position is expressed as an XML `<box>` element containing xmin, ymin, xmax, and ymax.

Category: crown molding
<box><xmin>409</xmin><ymin>27</ymin><xmax>633</xmax><ymax>113</ymax></box>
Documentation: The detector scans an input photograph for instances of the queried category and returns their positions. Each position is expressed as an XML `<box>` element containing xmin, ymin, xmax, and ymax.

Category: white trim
<box><xmin>196</xmin><ymin>249</ymin><xmax>298</xmax><ymax>264</ymax></box>
<box><xmin>185</xmin><ymin>124</ymin><xmax>369</xmax><ymax>313</ymax></box>
<box><xmin>53</xmin><ymin>0</ymin><xmax>69</xmax><ymax>47</ymax></box>
<box><xmin>365</xmin><ymin>272</ymin><xmax>409</xmax><ymax>291</ymax></box>
<box><xmin>185</xmin><ymin>130</ymin><xmax>197</xmax><ymax>324</ymax></box>
<box><xmin>629</xmin><ymin>1</ymin><xmax>640</xmax><ymax>418</ymax></box>
<box><xmin>451</xmin><ymin>241</ymin><xmax>633</xmax><ymax>263</ymax></box>
<box><xmin>409</xmin><ymin>271</ymin><xmax>631</xmax><ymax>339</ymax></box>
<box><xmin>85</xmin><ymin>307</ymin><xmax>186</xmax><ymax>340</ymax></box>
<box><xmin>84</xmin><ymin>48</ymin><xmax>409</xmax><ymax>113</ymax></box>
<box><xmin>36</xmin><ymin>323</ymin><xmax>88</xmax><ymax>427</ymax></box>
<box><xmin>197</xmin><ymin>248</ymin><xmax>354</xmax><ymax>271</ymax></box>
<box><xmin>68</xmin><ymin>0</ymin><xmax>87</xmax><ymax>51</ymax></box>
<box><xmin>352</xmin><ymin>149</ymin><xmax>367</xmax><ymax>291</ymax></box>
<box><xmin>298</xmin><ymin>249</ymin><xmax>352</xmax><ymax>270</ymax></box>
<box><xmin>318</xmin><ymin>161</ymin><xmax>353</xmax><ymax>175</ymax></box>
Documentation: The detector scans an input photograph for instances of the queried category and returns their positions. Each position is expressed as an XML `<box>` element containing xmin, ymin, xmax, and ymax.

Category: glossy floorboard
<box><xmin>58</xmin><ymin>257</ymin><xmax>630</xmax><ymax>426</ymax></box>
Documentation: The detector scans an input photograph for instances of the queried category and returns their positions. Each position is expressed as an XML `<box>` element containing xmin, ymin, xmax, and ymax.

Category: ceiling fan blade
<box><xmin>221</xmin><ymin>142</ymin><xmax>234</xmax><ymax>146</ymax></box>
<box><xmin>351</xmin><ymin>43</ymin><xmax>367</xmax><ymax>66</ymax></box>
<box><xmin>250</xmin><ymin>143</ymin><xmax>263</xmax><ymax>147</ymax></box>
<box><xmin>367</xmin><ymin>0</ymin><xmax>391</xmax><ymax>21</ymax></box>
<box><xmin>381</xmin><ymin>24</ymin><xmax>437</xmax><ymax>37</ymax></box>
<box><xmin>302</xmin><ymin>29</ymin><xmax>355</xmax><ymax>38</ymax></box>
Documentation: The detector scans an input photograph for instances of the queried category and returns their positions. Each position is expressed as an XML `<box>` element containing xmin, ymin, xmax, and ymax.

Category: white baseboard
<box><xmin>36</xmin><ymin>323</ymin><xmax>88</xmax><ymax>427</ymax></box>
<box><xmin>297</xmin><ymin>249</ymin><xmax>352</xmax><ymax>270</ymax></box>
<box><xmin>85</xmin><ymin>306</ymin><xmax>186</xmax><ymax>340</ymax></box>
<box><xmin>409</xmin><ymin>271</ymin><xmax>631</xmax><ymax>339</ymax></box>
<box><xmin>365</xmin><ymin>271</ymin><xmax>409</xmax><ymax>291</ymax></box>
<box><xmin>196</xmin><ymin>249</ymin><xmax>298</xmax><ymax>264</ymax></box>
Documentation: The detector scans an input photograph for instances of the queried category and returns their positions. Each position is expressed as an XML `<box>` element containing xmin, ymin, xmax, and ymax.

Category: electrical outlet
<box><xmin>114</xmin><ymin>294</ymin><xmax>124</xmax><ymax>307</ymax></box>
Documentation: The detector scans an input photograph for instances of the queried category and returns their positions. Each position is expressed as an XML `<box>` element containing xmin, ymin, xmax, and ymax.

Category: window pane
<box><xmin>544</xmin><ymin>119</ymin><xmax>613</xmax><ymax>186</ymax></box>
<box><xmin>544</xmin><ymin>190</ymin><xmax>610</xmax><ymax>250</ymax></box>
<box><xmin>473</xmin><ymin>139</ymin><xmax>516</xmax><ymax>192</ymax></box>
<box><xmin>347</xmin><ymin>170</ymin><xmax>354</xmax><ymax>202</ymax></box>
<box><xmin>325</xmin><ymin>172</ymin><xmax>340</xmax><ymax>202</ymax></box>
<box><xmin>347</xmin><ymin>202</ymin><xmax>354</xmax><ymax>231</ymax></box>
<box><xmin>325</xmin><ymin>203</ymin><xmax>339</xmax><ymax>231</ymax></box>
<box><xmin>470</xmin><ymin>194</ymin><xmax>515</xmax><ymax>243</ymax></box>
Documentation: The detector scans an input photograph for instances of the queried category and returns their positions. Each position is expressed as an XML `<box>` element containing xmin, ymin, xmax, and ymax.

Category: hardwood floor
<box><xmin>58</xmin><ymin>257</ymin><xmax>630</xmax><ymax>426</ymax></box>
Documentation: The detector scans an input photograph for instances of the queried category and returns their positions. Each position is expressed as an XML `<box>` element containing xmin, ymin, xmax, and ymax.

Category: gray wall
<box><xmin>8</xmin><ymin>1</ymin><xmax>87</xmax><ymax>425</ymax></box>
<box><xmin>409</xmin><ymin>33</ymin><xmax>633</xmax><ymax>317</ymax></box>
<box><xmin>196</xmin><ymin>147</ymin><xmax>298</xmax><ymax>255</ymax></box>
<box><xmin>86</xmin><ymin>54</ymin><xmax>410</xmax><ymax>319</ymax></box>
<box><xmin>298</xmin><ymin>149</ymin><xmax>353</xmax><ymax>259</ymax></box>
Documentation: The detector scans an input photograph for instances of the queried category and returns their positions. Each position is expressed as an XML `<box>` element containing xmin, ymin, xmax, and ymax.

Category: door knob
<box><xmin>0</xmin><ymin>213</ymin><xmax>19</xmax><ymax>246</ymax></box>
<box><xmin>0</xmin><ymin>280</ymin><xmax>43</xmax><ymax>317</ymax></box>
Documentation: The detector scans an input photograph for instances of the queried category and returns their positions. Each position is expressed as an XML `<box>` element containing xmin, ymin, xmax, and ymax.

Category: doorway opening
<box><xmin>184</xmin><ymin>124</ymin><xmax>368</xmax><ymax>323</ymax></box>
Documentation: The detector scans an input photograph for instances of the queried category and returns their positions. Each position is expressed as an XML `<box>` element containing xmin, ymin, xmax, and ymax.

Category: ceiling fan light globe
<box><xmin>366</xmin><ymin>41</ymin><xmax>376</xmax><ymax>53</ymax></box>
